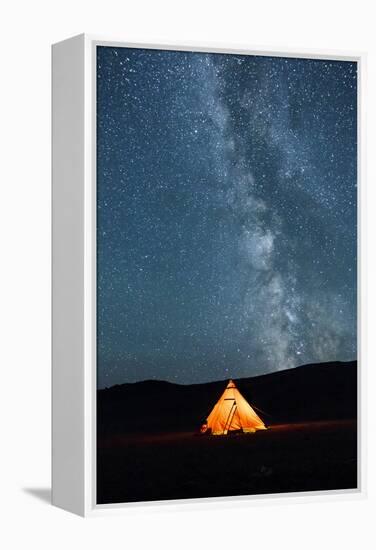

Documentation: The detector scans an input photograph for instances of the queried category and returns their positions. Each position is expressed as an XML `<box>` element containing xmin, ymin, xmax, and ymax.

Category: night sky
<box><xmin>97</xmin><ymin>46</ymin><xmax>357</xmax><ymax>389</ymax></box>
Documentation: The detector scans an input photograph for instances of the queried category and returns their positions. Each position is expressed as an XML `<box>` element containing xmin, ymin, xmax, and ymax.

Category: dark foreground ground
<box><xmin>97</xmin><ymin>362</ymin><xmax>357</xmax><ymax>504</ymax></box>
<box><xmin>97</xmin><ymin>419</ymin><xmax>357</xmax><ymax>504</ymax></box>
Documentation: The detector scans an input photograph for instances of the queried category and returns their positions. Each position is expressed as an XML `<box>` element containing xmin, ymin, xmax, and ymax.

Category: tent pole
<box><xmin>224</xmin><ymin>401</ymin><xmax>236</xmax><ymax>434</ymax></box>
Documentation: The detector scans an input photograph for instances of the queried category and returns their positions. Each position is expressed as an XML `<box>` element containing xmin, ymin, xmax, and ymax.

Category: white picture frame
<box><xmin>52</xmin><ymin>34</ymin><xmax>366</xmax><ymax>517</ymax></box>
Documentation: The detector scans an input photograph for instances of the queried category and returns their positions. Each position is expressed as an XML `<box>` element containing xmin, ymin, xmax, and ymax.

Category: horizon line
<box><xmin>97</xmin><ymin>358</ymin><xmax>357</xmax><ymax>391</ymax></box>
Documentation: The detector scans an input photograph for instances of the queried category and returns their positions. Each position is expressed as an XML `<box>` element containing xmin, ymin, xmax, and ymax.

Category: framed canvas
<box><xmin>52</xmin><ymin>34</ymin><xmax>365</xmax><ymax>516</ymax></box>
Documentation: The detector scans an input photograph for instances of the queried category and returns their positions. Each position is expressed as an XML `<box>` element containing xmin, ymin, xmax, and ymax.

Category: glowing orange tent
<box><xmin>201</xmin><ymin>379</ymin><xmax>267</xmax><ymax>435</ymax></box>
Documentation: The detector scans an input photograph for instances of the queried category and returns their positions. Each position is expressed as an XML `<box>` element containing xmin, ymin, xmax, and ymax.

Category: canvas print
<box><xmin>96</xmin><ymin>46</ymin><xmax>357</xmax><ymax>504</ymax></box>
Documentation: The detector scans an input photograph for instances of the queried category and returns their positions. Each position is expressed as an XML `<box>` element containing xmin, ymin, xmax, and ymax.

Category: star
<box><xmin>96</xmin><ymin>46</ymin><xmax>357</xmax><ymax>387</ymax></box>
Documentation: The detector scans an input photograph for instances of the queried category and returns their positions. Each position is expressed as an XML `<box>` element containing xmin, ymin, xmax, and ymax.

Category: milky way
<box><xmin>97</xmin><ymin>47</ymin><xmax>357</xmax><ymax>388</ymax></box>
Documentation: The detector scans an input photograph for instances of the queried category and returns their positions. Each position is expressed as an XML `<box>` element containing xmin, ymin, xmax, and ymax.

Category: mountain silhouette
<box><xmin>97</xmin><ymin>360</ymin><xmax>357</xmax><ymax>436</ymax></box>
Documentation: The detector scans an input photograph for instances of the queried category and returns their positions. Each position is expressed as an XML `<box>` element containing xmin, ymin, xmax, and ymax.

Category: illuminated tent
<box><xmin>201</xmin><ymin>379</ymin><xmax>267</xmax><ymax>435</ymax></box>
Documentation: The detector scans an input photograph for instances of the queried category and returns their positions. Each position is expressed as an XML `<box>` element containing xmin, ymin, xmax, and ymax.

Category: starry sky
<box><xmin>97</xmin><ymin>46</ymin><xmax>357</xmax><ymax>389</ymax></box>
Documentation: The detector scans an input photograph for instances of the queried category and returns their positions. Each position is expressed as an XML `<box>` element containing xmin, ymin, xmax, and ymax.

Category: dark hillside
<box><xmin>97</xmin><ymin>361</ymin><xmax>357</xmax><ymax>436</ymax></box>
